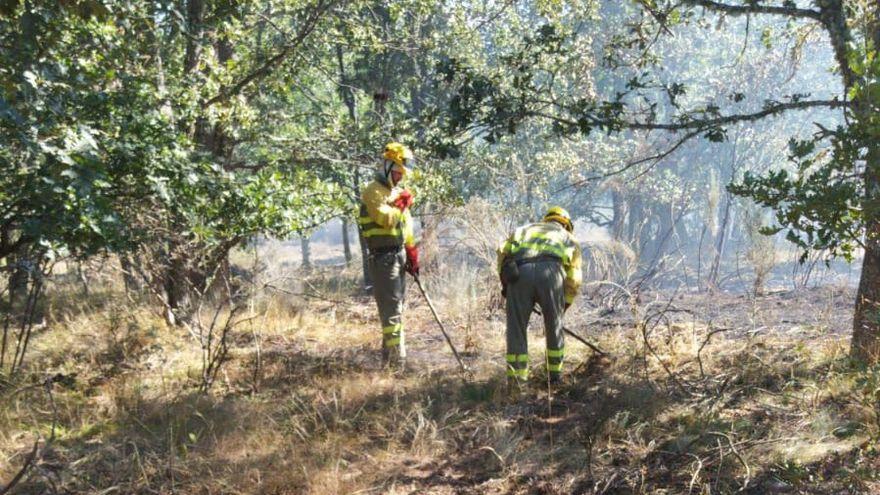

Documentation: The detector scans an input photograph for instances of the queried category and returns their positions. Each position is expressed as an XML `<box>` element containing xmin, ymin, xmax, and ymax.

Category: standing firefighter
<box><xmin>359</xmin><ymin>142</ymin><xmax>419</xmax><ymax>369</ymax></box>
<box><xmin>497</xmin><ymin>207</ymin><xmax>583</xmax><ymax>386</ymax></box>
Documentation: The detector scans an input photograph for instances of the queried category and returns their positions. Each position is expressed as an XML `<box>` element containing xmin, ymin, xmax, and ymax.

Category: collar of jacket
<box><xmin>542</xmin><ymin>220</ymin><xmax>566</xmax><ymax>232</ymax></box>
<box><xmin>374</xmin><ymin>169</ymin><xmax>392</xmax><ymax>188</ymax></box>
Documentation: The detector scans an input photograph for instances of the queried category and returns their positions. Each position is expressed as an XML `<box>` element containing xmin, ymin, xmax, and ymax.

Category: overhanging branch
<box><xmin>559</xmin><ymin>128</ymin><xmax>704</xmax><ymax>192</ymax></box>
<box><xmin>630</xmin><ymin>98</ymin><xmax>847</xmax><ymax>131</ymax></box>
<box><xmin>530</xmin><ymin>98</ymin><xmax>848</xmax><ymax>133</ymax></box>
<box><xmin>681</xmin><ymin>0</ymin><xmax>822</xmax><ymax>21</ymax></box>
<box><xmin>535</xmin><ymin>98</ymin><xmax>846</xmax><ymax>190</ymax></box>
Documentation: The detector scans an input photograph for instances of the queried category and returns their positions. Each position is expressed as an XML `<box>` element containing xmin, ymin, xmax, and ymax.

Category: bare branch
<box><xmin>559</xmin><ymin>128</ymin><xmax>704</xmax><ymax>191</ymax></box>
<box><xmin>681</xmin><ymin>0</ymin><xmax>822</xmax><ymax>21</ymax></box>
<box><xmin>530</xmin><ymin>98</ymin><xmax>847</xmax><ymax>133</ymax></box>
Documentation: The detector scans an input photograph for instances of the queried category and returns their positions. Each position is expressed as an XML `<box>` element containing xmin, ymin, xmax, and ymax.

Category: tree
<box><xmin>0</xmin><ymin>0</ymin><xmax>349</xmax><ymax>369</ymax></box>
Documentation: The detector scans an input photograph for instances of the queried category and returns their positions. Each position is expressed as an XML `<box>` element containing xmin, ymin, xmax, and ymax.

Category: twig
<box><xmin>638</xmin><ymin>296</ymin><xmax>693</xmax><ymax>395</ymax></box>
<box><xmin>478</xmin><ymin>446</ymin><xmax>505</xmax><ymax>467</ymax></box>
<box><xmin>263</xmin><ymin>282</ymin><xmax>354</xmax><ymax>306</ymax></box>
<box><xmin>705</xmin><ymin>431</ymin><xmax>751</xmax><ymax>492</ymax></box>
<box><xmin>686</xmin><ymin>452</ymin><xmax>704</xmax><ymax>494</ymax></box>
<box><xmin>697</xmin><ymin>326</ymin><xmax>728</xmax><ymax>380</ymax></box>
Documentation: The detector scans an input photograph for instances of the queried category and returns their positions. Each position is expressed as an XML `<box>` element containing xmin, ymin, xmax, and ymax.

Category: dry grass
<box><xmin>2</xmin><ymin>259</ymin><xmax>880</xmax><ymax>494</ymax></box>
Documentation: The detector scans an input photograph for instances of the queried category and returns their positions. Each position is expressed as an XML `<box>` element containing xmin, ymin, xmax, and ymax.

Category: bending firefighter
<box><xmin>359</xmin><ymin>142</ymin><xmax>419</xmax><ymax>369</ymax></box>
<box><xmin>497</xmin><ymin>207</ymin><xmax>583</xmax><ymax>386</ymax></box>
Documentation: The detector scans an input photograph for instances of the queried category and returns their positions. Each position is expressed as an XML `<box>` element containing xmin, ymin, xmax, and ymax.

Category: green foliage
<box><xmin>0</xmin><ymin>0</ymin><xmax>359</xmax><ymax>266</ymax></box>
<box><xmin>729</xmin><ymin>130</ymin><xmax>863</xmax><ymax>262</ymax></box>
<box><xmin>729</xmin><ymin>35</ymin><xmax>880</xmax><ymax>263</ymax></box>
<box><xmin>1</xmin><ymin>1</ymin><xmax>145</xmax><ymax>258</ymax></box>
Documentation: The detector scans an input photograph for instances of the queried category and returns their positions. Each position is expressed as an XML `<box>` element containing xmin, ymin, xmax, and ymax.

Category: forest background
<box><xmin>2</xmin><ymin>0</ymin><xmax>880</xmax><ymax>493</ymax></box>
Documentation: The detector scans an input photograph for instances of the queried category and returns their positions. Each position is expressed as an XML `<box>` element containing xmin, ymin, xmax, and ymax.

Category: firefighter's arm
<box><xmin>563</xmin><ymin>242</ymin><xmax>583</xmax><ymax>305</ymax></box>
<box><xmin>402</xmin><ymin>210</ymin><xmax>416</xmax><ymax>248</ymax></box>
<box><xmin>496</xmin><ymin>236</ymin><xmax>514</xmax><ymax>277</ymax></box>
<box><xmin>362</xmin><ymin>183</ymin><xmax>403</xmax><ymax>228</ymax></box>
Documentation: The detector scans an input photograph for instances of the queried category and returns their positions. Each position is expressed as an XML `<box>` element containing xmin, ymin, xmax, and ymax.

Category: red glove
<box><xmin>405</xmin><ymin>245</ymin><xmax>420</xmax><ymax>276</ymax></box>
<box><xmin>393</xmin><ymin>190</ymin><xmax>414</xmax><ymax>211</ymax></box>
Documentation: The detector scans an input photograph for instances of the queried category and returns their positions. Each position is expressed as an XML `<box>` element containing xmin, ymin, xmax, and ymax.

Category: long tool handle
<box><xmin>533</xmin><ymin>308</ymin><xmax>607</xmax><ymax>356</ymax></box>
<box><xmin>563</xmin><ymin>327</ymin><xmax>607</xmax><ymax>356</ymax></box>
<box><xmin>413</xmin><ymin>275</ymin><xmax>468</xmax><ymax>373</ymax></box>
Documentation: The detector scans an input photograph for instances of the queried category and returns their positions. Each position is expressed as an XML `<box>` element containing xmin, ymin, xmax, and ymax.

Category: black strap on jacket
<box><xmin>515</xmin><ymin>254</ymin><xmax>562</xmax><ymax>266</ymax></box>
<box><xmin>369</xmin><ymin>245</ymin><xmax>403</xmax><ymax>255</ymax></box>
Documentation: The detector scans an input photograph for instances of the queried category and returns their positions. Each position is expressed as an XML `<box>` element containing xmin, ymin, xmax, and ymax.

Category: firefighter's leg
<box><xmin>535</xmin><ymin>261</ymin><xmax>566</xmax><ymax>382</ymax></box>
<box><xmin>506</xmin><ymin>265</ymin><xmax>536</xmax><ymax>383</ymax></box>
<box><xmin>369</xmin><ymin>249</ymin><xmax>406</xmax><ymax>367</ymax></box>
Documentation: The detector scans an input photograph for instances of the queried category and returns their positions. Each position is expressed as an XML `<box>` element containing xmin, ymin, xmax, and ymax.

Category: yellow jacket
<box><xmin>358</xmin><ymin>174</ymin><xmax>415</xmax><ymax>249</ymax></box>
<box><xmin>497</xmin><ymin>221</ymin><xmax>583</xmax><ymax>304</ymax></box>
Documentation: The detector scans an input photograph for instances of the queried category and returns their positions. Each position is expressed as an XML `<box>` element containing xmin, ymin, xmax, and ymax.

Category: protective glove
<box><xmin>393</xmin><ymin>189</ymin><xmax>414</xmax><ymax>212</ymax></box>
<box><xmin>405</xmin><ymin>244</ymin><xmax>420</xmax><ymax>276</ymax></box>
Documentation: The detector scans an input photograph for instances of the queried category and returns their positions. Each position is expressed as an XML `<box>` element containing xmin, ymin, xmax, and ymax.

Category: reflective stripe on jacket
<box><xmin>497</xmin><ymin>221</ymin><xmax>583</xmax><ymax>304</ymax></box>
<box><xmin>358</xmin><ymin>175</ymin><xmax>415</xmax><ymax>250</ymax></box>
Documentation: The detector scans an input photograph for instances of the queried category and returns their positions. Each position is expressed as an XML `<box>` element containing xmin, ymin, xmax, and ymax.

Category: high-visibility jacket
<box><xmin>358</xmin><ymin>173</ymin><xmax>416</xmax><ymax>250</ymax></box>
<box><xmin>497</xmin><ymin>221</ymin><xmax>583</xmax><ymax>304</ymax></box>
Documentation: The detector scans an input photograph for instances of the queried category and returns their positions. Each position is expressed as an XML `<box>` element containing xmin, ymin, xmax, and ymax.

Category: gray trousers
<box><xmin>369</xmin><ymin>248</ymin><xmax>406</xmax><ymax>360</ymax></box>
<box><xmin>505</xmin><ymin>260</ymin><xmax>565</xmax><ymax>380</ymax></box>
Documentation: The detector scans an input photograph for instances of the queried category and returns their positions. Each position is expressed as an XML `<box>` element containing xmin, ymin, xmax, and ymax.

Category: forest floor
<box><xmin>1</xmin><ymin>263</ymin><xmax>879</xmax><ymax>494</ymax></box>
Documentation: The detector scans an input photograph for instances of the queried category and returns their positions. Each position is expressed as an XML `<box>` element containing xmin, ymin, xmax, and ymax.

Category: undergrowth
<box><xmin>1</xmin><ymin>266</ymin><xmax>878</xmax><ymax>494</ymax></box>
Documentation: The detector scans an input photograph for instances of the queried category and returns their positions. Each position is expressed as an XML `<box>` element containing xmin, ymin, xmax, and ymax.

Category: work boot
<box><xmin>549</xmin><ymin>372</ymin><xmax>562</xmax><ymax>386</ymax></box>
<box><xmin>506</xmin><ymin>376</ymin><xmax>527</xmax><ymax>398</ymax></box>
<box><xmin>382</xmin><ymin>346</ymin><xmax>406</xmax><ymax>372</ymax></box>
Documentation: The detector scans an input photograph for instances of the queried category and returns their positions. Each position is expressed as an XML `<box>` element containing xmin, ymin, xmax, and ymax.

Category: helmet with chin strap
<box><xmin>381</xmin><ymin>142</ymin><xmax>413</xmax><ymax>182</ymax></box>
<box><xmin>543</xmin><ymin>206</ymin><xmax>573</xmax><ymax>233</ymax></box>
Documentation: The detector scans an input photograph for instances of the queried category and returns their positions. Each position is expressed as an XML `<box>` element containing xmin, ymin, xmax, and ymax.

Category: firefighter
<box><xmin>358</xmin><ymin>142</ymin><xmax>419</xmax><ymax>369</ymax></box>
<box><xmin>497</xmin><ymin>206</ymin><xmax>583</xmax><ymax>386</ymax></box>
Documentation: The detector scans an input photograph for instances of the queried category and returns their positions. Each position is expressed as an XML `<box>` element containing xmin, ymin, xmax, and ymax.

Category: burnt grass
<box><xmin>4</xmin><ymin>283</ymin><xmax>880</xmax><ymax>494</ymax></box>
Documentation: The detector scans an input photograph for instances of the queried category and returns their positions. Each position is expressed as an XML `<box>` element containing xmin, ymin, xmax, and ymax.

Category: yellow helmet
<box><xmin>543</xmin><ymin>206</ymin><xmax>573</xmax><ymax>233</ymax></box>
<box><xmin>382</xmin><ymin>142</ymin><xmax>413</xmax><ymax>172</ymax></box>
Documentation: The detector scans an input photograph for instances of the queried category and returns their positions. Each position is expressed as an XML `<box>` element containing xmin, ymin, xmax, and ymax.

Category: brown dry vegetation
<box><xmin>2</xmin><ymin>255</ymin><xmax>880</xmax><ymax>494</ymax></box>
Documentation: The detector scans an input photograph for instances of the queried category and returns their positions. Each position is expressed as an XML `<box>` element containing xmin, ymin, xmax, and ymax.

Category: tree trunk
<box><xmin>526</xmin><ymin>180</ymin><xmax>534</xmax><ymax>214</ymax></box>
<box><xmin>610</xmin><ymin>188</ymin><xmax>627</xmax><ymax>241</ymax></box>
<box><xmin>645</xmin><ymin>202</ymin><xmax>673</xmax><ymax>264</ymax></box>
<box><xmin>851</xmin><ymin>145</ymin><xmax>880</xmax><ymax>361</ymax></box>
<box><xmin>184</xmin><ymin>0</ymin><xmax>204</xmax><ymax>74</ymax></box>
<box><xmin>162</xmin><ymin>6</ymin><xmax>237</xmax><ymax>324</ymax></box>
<box><xmin>301</xmin><ymin>236</ymin><xmax>311</xmax><ymax>269</ymax></box>
<box><xmin>629</xmin><ymin>194</ymin><xmax>646</xmax><ymax>245</ymax></box>
<box><xmin>852</xmin><ymin>230</ymin><xmax>880</xmax><ymax>361</ymax></box>
<box><xmin>640</xmin><ymin>202</ymin><xmax>685</xmax><ymax>284</ymax></box>
<box><xmin>120</xmin><ymin>254</ymin><xmax>142</xmax><ymax>293</ymax></box>
<box><xmin>163</xmin><ymin>246</ymin><xmax>190</xmax><ymax>326</ymax></box>
<box><xmin>848</xmin><ymin>3</ymin><xmax>880</xmax><ymax>362</ymax></box>
<box><xmin>8</xmin><ymin>256</ymin><xmax>29</xmax><ymax>318</ymax></box>
<box><xmin>342</xmin><ymin>218</ymin><xmax>352</xmax><ymax>265</ymax></box>
<box><xmin>373</xmin><ymin>87</ymin><xmax>388</xmax><ymax>124</ymax></box>
<box><xmin>2</xmin><ymin>257</ymin><xmax>28</xmax><ymax>369</ymax></box>
<box><xmin>354</xmin><ymin>174</ymin><xmax>372</xmax><ymax>289</ymax></box>
<box><xmin>637</xmin><ymin>199</ymin><xmax>657</xmax><ymax>266</ymax></box>
<box><xmin>336</xmin><ymin>45</ymin><xmax>370</xmax><ymax>288</ymax></box>
<box><xmin>707</xmin><ymin>193</ymin><xmax>733</xmax><ymax>289</ymax></box>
